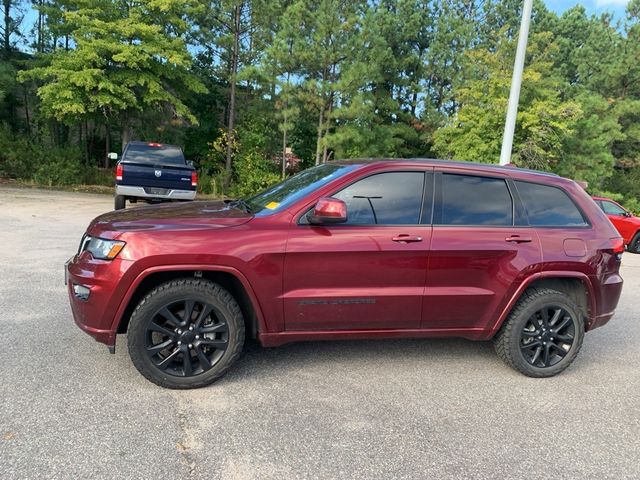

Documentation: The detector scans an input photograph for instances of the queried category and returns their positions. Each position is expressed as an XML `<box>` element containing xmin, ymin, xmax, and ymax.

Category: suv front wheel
<box><xmin>127</xmin><ymin>279</ymin><xmax>245</xmax><ymax>389</ymax></box>
<box><xmin>494</xmin><ymin>288</ymin><xmax>585</xmax><ymax>377</ymax></box>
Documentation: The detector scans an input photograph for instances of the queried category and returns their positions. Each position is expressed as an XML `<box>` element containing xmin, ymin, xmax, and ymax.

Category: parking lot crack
<box><xmin>174</xmin><ymin>396</ymin><xmax>199</xmax><ymax>479</ymax></box>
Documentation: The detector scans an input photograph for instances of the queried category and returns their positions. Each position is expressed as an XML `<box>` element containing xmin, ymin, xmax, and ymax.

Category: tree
<box><xmin>433</xmin><ymin>31</ymin><xmax>581</xmax><ymax>170</ymax></box>
<box><xmin>20</xmin><ymin>0</ymin><xmax>205</xmax><ymax>148</ymax></box>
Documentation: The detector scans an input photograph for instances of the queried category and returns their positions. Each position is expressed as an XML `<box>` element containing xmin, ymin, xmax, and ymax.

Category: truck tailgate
<box><xmin>120</xmin><ymin>162</ymin><xmax>195</xmax><ymax>191</ymax></box>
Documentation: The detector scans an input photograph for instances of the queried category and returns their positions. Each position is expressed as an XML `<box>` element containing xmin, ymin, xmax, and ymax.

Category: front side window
<box><xmin>439</xmin><ymin>174</ymin><xmax>513</xmax><ymax>226</ymax></box>
<box><xmin>601</xmin><ymin>200</ymin><xmax>626</xmax><ymax>216</ymax></box>
<box><xmin>333</xmin><ymin>172</ymin><xmax>425</xmax><ymax>225</ymax></box>
<box><xmin>515</xmin><ymin>181</ymin><xmax>588</xmax><ymax>227</ymax></box>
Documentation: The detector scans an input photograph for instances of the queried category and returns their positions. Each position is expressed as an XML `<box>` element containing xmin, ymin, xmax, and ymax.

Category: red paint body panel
<box><xmin>66</xmin><ymin>160</ymin><xmax>624</xmax><ymax>351</ymax></box>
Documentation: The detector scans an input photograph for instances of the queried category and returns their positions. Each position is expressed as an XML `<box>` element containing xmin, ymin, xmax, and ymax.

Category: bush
<box><xmin>0</xmin><ymin>126</ymin><xmax>38</xmax><ymax>178</ymax></box>
<box><xmin>230</xmin><ymin>150</ymin><xmax>281</xmax><ymax>198</ymax></box>
<box><xmin>33</xmin><ymin>149</ymin><xmax>84</xmax><ymax>186</ymax></box>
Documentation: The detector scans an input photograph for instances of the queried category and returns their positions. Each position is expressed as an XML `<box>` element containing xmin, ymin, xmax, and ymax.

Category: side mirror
<box><xmin>307</xmin><ymin>197</ymin><xmax>347</xmax><ymax>225</ymax></box>
<box><xmin>624</xmin><ymin>211</ymin><xmax>633</xmax><ymax>217</ymax></box>
<box><xmin>108</xmin><ymin>152</ymin><xmax>119</xmax><ymax>161</ymax></box>
<box><xmin>187</xmin><ymin>160</ymin><xmax>195</xmax><ymax>167</ymax></box>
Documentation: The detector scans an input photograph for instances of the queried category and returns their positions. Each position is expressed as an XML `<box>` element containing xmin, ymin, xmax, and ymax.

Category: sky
<box><xmin>544</xmin><ymin>0</ymin><xmax>630</xmax><ymax>18</ymax></box>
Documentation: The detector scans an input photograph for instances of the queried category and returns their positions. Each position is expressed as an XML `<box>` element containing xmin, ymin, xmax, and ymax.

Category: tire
<box><xmin>628</xmin><ymin>232</ymin><xmax>640</xmax><ymax>254</ymax></box>
<box><xmin>493</xmin><ymin>288</ymin><xmax>584</xmax><ymax>378</ymax></box>
<box><xmin>127</xmin><ymin>279</ymin><xmax>245</xmax><ymax>389</ymax></box>
<box><xmin>114</xmin><ymin>195</ymin><xmax>126</xmax><ymax>210</ymax></box>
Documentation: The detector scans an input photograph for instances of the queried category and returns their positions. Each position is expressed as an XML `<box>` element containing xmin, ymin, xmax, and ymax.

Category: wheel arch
<box><xmin>491</xmin><ymin>272</ymin><xmax>595</xmax><ymax>337</ymax></box>
<box><xmin>112</xmin><ymin>265</ymin><xmax>266</xmax><ymax>342</ymax></box>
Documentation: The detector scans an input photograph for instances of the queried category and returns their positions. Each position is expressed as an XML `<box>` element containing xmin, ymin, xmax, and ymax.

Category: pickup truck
<box><xmin>114</xmin><ymin>141</ymin><xmax>198</xmax><ymax>210</ymax></box>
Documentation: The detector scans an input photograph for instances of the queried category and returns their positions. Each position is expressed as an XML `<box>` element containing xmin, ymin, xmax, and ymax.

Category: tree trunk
<box><xmin>105</xmin><ymin>123</ymin><xmax>111</xmax><ymax>168</ymax></box>
<box><xmin>282</xmin><ymin>110</ymin><xmax>287</xmax><ymax>179</ymax></box>
<box><xmin>3</xmin><ymin>0</ymin><xmax>11</xmax><ymax>56</ymax></box>
<box><xmin>224</xmin><ymin>3</ymin><xmax>242</xmax><ymax>189</ymax></box>
<box><xmin>314</xmin><ymin>105</ymin><xmax>324</xmax><ymax>166</ymax></box>
<box><xmin>121</xmin><ymin>117</ymin><xmax>130</xmax><ymax>152</ymax></box>
<box><xmin>23</xmin><ymin>85</ymin><xmax>31</xmax><ymax>136</ymax></box>
<box><xmin>37</xmin><ymin>0</ymin><xmax>43</xmax><ymax>53</ymax></box>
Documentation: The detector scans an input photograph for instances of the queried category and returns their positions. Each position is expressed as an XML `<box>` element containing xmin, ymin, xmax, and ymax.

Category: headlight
<box><xmin>84</xmin><ymin>236</ymin><xmax>126</xmax><ymax>260</ymax></box>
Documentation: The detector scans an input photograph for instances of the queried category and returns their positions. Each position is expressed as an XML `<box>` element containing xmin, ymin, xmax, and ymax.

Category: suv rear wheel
<box><xmin>494</xmin><ymin>288</ymin><xmax>584</xmax><ymax>377</ymax></box>
<box><xmin>128</xmin><ymin>279</ymin><xmax>245</xmax><ymax>389</ymax></box>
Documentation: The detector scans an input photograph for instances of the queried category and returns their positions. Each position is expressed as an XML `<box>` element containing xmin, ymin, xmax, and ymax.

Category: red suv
<box><xmin>66</xmin><ymin>160</ymin><xmax>624</xmax><ymax>388</ymax></box>
<box><xmin>592</xmin><ymin>196</ymin><xmax>640</xmax><ymax>254</ymax></box>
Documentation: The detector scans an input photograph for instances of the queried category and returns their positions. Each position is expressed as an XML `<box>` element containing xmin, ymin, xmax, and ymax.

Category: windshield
<box><xmin>247</xmin><ymin>163</ymin><xmax>358</xmax><ymax>215</ymax></box>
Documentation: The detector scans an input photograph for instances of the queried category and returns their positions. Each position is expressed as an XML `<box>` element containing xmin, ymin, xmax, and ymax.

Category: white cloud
<box><xmin>594</xmin><ymin>0</ymin><xmax>629</xmax><ymax>7</ymax></box>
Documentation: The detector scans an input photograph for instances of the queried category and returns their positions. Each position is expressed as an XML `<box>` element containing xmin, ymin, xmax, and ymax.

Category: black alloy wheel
<box><xmin>144</xmin><ymin>299</ymin><xmax>229</xmax><ymax>377</ymax></box>
<box><xmin>128</xmin><ymin>279</ymin><xmax>244</xmax><ymax>389</ymax></box>
<box><xmin>519</xmin><ymin>306</ymin><xmax>576</xmax><ymax>368</ymax></box>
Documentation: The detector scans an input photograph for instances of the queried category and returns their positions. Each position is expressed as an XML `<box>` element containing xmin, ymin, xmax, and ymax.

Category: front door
<box><xmin>283</xmin><ymin>170</ymin><xmax>432</xmax><ymax>331</ymax></box>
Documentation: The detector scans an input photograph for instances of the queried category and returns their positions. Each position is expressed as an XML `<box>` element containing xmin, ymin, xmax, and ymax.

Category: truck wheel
<box><xmin>493</xmin><ymin>288</ymin><xmax>584</xmax><ymax>378</ymax></box>
<box><xmin>628</xmin><ymin>232</ymin><xmax>640</xmax><ymax>254</ymax></box>
<box><xmin>127</xmin><ymin>279</ymin><xmax>245</xmax><ymax>389</ymax></box>
<box><xmin>114</xmin><ymin>195</ymin><xmax>126</xmax><ymax>210</ymax></box>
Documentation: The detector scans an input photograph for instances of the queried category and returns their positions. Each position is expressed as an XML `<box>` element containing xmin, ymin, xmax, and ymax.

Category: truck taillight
<box><xmin>191</xmin><ymin>171</ymin><xmax>198</xmax><ymax>187</ymax></box>
<box><xmin>116</xmin><ymin>164</ymin><xmax>123</xmax><ymax>181</ymax></box>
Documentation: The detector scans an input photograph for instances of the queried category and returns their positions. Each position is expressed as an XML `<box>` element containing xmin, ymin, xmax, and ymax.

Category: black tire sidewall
<box><xmin>128</xmin><ymin>280</ymin><xmax>244</xmax><ymax>389</ymax></box>
<box><xmin>114</xmin><ymin>195</ymin><xmax>126</xmax><ymax>210</ymax></box>
<box><xmin>505</xmin><ymin>292</ymin><xmax>584</xmax><ymax>377</ymax></box>
<box><xmin>629</xmin><ymin>233</ymin><xmax>640</xmax><ymax>254</ymax></box>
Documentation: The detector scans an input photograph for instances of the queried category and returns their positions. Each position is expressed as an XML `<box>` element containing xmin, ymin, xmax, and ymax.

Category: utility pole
<box><xmin>499</xmin><ymin>0</ymin><xmax>533</xmax><ymax>166</ymax></box>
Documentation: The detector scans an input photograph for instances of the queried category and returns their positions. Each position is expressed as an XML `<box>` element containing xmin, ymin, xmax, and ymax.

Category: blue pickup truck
<box><xmin>113</xmin><ymin>141</ymin><xmax>198</xmax><ymax>210</ymax></box>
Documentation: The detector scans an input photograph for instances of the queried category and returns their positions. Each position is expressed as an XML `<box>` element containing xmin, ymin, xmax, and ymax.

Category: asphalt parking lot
<box><xmin>1</xmin><ymin>186</ymin><xmax>639</xmax><ymax>479</ymax></box>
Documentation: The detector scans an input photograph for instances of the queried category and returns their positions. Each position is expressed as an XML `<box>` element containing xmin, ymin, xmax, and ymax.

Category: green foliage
<box><xmin>433</xmin><ymin>31</ymin><xmax>581</xmax><ymax>169</ymax></box>
<box><xmin>601</xmin><ymin>169</ymin><xmax>640</xmax><ymax>214</ymax></box>
<box><xmin>0</xmin><ymin>0</ymin><xmax>639</xmax><ymax>200</ymax></box>
<box><xmin>230</xmin><ymin>150</ymin><xmax>280</xmax><ymax>198</ymax></box>
<box><xmin>33</xmin><ymin>151</ymin><xmax>84</xmax><ymax>186</ymax></box>
<box><xmin>19</xmin><ymin>0</ymin><xmax>206</xmax><ymax>137</ymax></box>
<box><xmin>0</xmin><ymin>126</ymin><xmax>39</xmax><ymax>178</ymax></box>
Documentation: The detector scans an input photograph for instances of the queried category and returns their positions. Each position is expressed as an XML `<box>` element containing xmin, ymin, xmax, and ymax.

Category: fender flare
<box><xmin>110</xmin><ymin>264</ymin><xmax>268</xmax><ymax>335</ymax></box>
<box><xmin>488</xmin><ymin>271</ymin><xmax>596</xmax><ymax>336</ymax></box>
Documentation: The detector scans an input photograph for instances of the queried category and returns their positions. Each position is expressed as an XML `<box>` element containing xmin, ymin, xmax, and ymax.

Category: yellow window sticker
<box><xmin>265</xmin><ymin>201</ymin><xmax>280</xmax><ymax>210</ymax></box>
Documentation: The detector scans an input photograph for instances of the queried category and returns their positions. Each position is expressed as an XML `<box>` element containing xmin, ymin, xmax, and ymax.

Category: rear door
<box><xmin>283</xmin><ymin>169</ymin><xmax>433</xmax><ymax>331</ymax></box>
<box><xmin>423</xmin><ymin>171</ymin><xmax>542</xmax><ymax>331</ymax></box>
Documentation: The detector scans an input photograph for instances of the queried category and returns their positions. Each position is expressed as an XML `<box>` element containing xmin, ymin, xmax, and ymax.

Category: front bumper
<box><xmin>66</xmin><ymin>253</ymin><xmax>133</xmax><ymax>351</ymax></box>
<box><xmin>116</xmin><ymin>184</ymin><xmax>196</xmax><ymax>200</ymax></box>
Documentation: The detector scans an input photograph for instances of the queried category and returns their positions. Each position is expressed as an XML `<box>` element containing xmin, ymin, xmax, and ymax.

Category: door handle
<box><xmin>505</xmin><ymin>235</ymin><xmax>532</xmax><ymax>243</ymax></box>
<box><xmin>392</xmin><ymin>234</ymin><xmax>423</xmax><ymax>243</ymax></box>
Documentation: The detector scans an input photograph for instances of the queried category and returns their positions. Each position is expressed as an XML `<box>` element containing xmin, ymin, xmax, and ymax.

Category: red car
<box><xmin>66</xmin><ymin>160</ymin><xmax>624</xmax><ymax>388</ymax></box>
<box><xmin>592</xmin><ymin>196</ymin><xmax>640</xmax><ymax>254</ymax></box>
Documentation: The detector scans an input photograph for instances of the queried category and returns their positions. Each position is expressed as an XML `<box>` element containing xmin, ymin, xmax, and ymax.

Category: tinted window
<box><xmin>333</xmin><ymin>172</ymin><xmax>425</xmax><ymax>225</ymax></box>
<box><xmin>515</xmin><ymin>181</ymin><xmax>587</xmax><ymax>227</ymax></box>
<box><xmin>123</xmin><ymin>143</ymin><xmax>185</xmax><ymax>165</ymax></box>
<box><xmin>601</xmin><ymin>200</ymin><xmax>626</xmax><ymax>216</ymax></box>
<box><xmin>439</xmin><ymin>174</ymin><xmax>513</xmax><ymax>226</ymax></box>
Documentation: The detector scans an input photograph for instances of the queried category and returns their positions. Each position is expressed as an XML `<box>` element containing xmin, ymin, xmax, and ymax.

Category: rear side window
<box><xmin>438</xmin><ymin>174</ymin><xmax>513</xmax><ymax>226</ymax></box>
<box><xmin>515</xmin><ymin>181</ymin><xmax>588</xmax><ymax>227</ymax></box>
<box><xmin>123</xmin><ymin>144</ymin><xmax>185</xmax><ymax>165</ymax></box>
<box><xmin>333</xmin><ymin>172</ymin><xmax>425</xmax><ymax>225</ymax></box>
<box><xmin>600</xmin><ymin>200</ymin><xmax>626</xmax><ymax>216</ymax></box>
